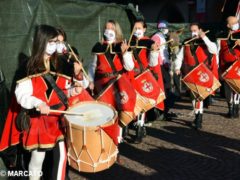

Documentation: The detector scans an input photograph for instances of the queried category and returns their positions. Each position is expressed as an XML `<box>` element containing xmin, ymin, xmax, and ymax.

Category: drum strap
<box><xmin>43</xmin><ymin>74</ymin><xmax>69</xmax><ymax>108</ymax></box>
<box><xmin>94</xmin><ymin>77</ymin><xmax>118</xmax><ymax>99</ymax></box>
<box><xmin>97</xmin><ymin>69</ymin><xmax>124</xmax><ymax>78</ymax></box>
<box><xmin>189</xmin><ymin>42</ymin><xmax>200</xmax><ymax>67</ymax></box>
<box><xmin>133</xmin><ymin>49</ymin><xmax>144</xmax><ymax>73</ymax></box>
<box><xmin>104</xmin><ymin>46</ymin><xmax>118</xmax><ymax>73</ymax></box>
<box><xmin>202</xmin><ymin>47</ymin><xmax>213</xmax><ymax>67</ymax></box>
<box><xmin>190</xmin><ymin>44</ymin><xmax>213</xmax><ymax>68</ymax></box>
<box><xmin>227</xmin><ymin>39</ymin><xmax>236</xmax><ymax>56</ymax></box>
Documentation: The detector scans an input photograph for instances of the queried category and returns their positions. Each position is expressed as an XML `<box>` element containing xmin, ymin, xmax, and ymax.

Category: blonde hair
<box><xmin>104</xmin><ymin>20</ymin><xmax>123</xmax><ymax>42</ymax></box>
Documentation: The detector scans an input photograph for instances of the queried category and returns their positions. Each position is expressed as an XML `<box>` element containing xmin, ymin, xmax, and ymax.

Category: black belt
<box><xmin>97</xmin><ymin>70</ymin><xmax>124</xmax><ymax>78</ymax></box>
<box><xmin>50</xmin><ymin>103</ymin><xmax>63</xmax><ymax>110</ymax></box>
<box><xmin>133</xmin><ymin>67</ymin><xmax>148</xmax><ymax>77</ymax></box>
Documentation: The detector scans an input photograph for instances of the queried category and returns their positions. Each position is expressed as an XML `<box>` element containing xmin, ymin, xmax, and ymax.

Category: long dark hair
<box><xmin>27</xmin><ymin>25</ymin><xmax>58</xmax><ymax>75</ymax></box>
<box><xmin>56</xmin><ymin>27</ymin><xmax>67</xmax><ymax>41</ymax></box>
<box><xmin>134</xmin><ymin>18</ymin><xmax>147</xmax><ymax>29</ymax></box>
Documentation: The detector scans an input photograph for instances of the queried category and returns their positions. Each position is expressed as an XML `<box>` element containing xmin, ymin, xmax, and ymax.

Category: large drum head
<box><xmin>65</xmin><ymin>101</ymin><xmax>119</xmax><ymax>172</ymax></box>
<box><xmin>65</xmin><ymin>101</ymin><xmax>117</xmax><ymax>129</ymax></box>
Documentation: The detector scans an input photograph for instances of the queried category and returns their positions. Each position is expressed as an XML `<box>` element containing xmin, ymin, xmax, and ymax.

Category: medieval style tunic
<box><xmin>130</xmin><ymin>37</ymin><xmax>165</xmax><ymax>111</ymax></box>
<box><xmin>218</xmin><ymin>30</ymin><xmax>240</xmax><ymax>112</ymax></box>
<box><xmin>89</xmin><ymin>41</ymin><xmax>134</xmax><ymax>93</ymax></box>
<box><xmin>0</xmin><ymin>72</ymin><xmax>77</xmax><ymax>151</ymax></box>
<box><xmin>219</xmin><ymin>30</ymin><xmax>240</xmax><ymax>73</ymax></box>
<box><xmin>175</xmin><ymin>37</ymin><xmax>218</xmax><ymax>79</ymax></box>
<box><xmin>175</xmin><ymin>35</ymin><xmax>218</xmax><ymax>115</ymax></box>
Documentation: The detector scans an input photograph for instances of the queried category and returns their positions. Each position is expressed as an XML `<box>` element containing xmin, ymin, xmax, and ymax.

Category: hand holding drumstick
<box><xmin>37</xmin><ymin>103</ymin><xmax>84</xmax><ymax>116</ymax></box>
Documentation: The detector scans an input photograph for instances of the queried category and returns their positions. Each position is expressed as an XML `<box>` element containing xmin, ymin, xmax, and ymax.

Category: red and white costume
<box><xmin>218</xmin><ymin>30</ymin><xmax>240</xmax><ymax>110</ymax></box>
<box><xmin>130</xmin><ymin>37</ymin><xmax>165</xmax><ymax>112</ymax></box>
<box><xmin>175</xmin><ymin>36</ymin><xmax>218</xmax><ymax>114</ymax></box>
<box><xmin>89</xmin><ymin>41</ymin><xmax>134</xmax><ymax>92</ymax></box>
<box><xmin>0</xmin><ymin>72</ymin><xmax>78</xmax><ymax>151</ymax></box>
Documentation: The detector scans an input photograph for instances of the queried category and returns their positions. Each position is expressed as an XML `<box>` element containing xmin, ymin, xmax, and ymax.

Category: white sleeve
<box><xmin>216</xmin><ymin>39</ymin><xmax>222</xmax><ymax>65</ymax></box>
<box><xmin>122</xmin><ymin>51</ymin><xmax>134</xmax><ymax>71</ymax></box>
<box><xmin>82</xmin><ymin>75</ymin><xmax>90</xmax><ymax>89</ymax></box>
<box><xmin>148</xmin><ymin>51</ymin><xmax>159</xmax><ymax>67</ymax></box>
<box><xmin>174</xmin><ymin>46</ymin><xmax>184</xmax><ymax>70</ymax></box>
<box><xmin>73</xmin><ymin>74</ymin><xmax>89</xmax><ymax>89</ymax></box>
<box><xmin>15</xmin><ymin>79</ymin><xmax>44</xmax><ymax>109</ymax></box>
<box><xmin>216</xmin><ymin>39</ymin><xmax>221</xmax><ymax>53</ymax></box>
<box><xmin>88</xmin><ymin>54</ymin><xmax>97</xmax><ymax>82</ymax></box>
<box><xmin>202</xmin><ymin>36</ymin><xmax>218</xmax><ymax>54</ymax></box>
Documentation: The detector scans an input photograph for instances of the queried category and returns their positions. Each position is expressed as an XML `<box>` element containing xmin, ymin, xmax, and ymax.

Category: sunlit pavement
<box><xmin>69</xmin><ymin>95</ymin><xmax>240</xmax><ymax>180</ymax></box>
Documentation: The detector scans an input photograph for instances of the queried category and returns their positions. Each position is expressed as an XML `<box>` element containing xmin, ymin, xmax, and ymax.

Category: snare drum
<box><xmin>182</xmin><ymin>63</ymin><xmax>221</xmax><ymax>101</ymax></box>
<box><xmin>134</xmin><ymin>70</ymin><xmax>165</xmax><ymax>112</ymax></box>
<box><xmin>97</xmin><ymin>74</ymin><xmax>143</xmax><ymax>126</ymax></box>
<box><xmin>222</xmin><ymin>60</ymin><xmax>240</xmax><ymax>93</ymax></box>
<box><xmin>64</xmin><ymin>101</ymin><xmax>119</xmax><ymax>173</ymax></box>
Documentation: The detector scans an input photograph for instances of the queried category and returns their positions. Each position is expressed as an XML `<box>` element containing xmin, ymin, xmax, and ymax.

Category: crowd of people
<box><xmin>0</xmin><ymin>15</ymin><xmax>239</xmax><ymax>179</ymax></box>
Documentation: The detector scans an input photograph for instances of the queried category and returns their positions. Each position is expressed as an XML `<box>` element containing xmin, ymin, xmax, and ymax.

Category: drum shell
<box><xmin>96</xmin><ymin>74</ymin><xmax>142</xmax><ymax>126</ymax></box>
<box><xmin>64</xmin><ymin>101</ymin><xmax>119</xmax><ymax>173</ymax></box>
<box><xmin>222</xmin><ymin>60</ymin><xmax>240</xmax><ymax>94</ymax></box>
<box><xmin>133</xmin><ymin>70</ymin><xmax>165</xmax><ymax>112</ymax></box>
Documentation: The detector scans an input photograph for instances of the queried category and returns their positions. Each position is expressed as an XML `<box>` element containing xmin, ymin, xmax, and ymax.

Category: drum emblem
<box><xmin>142</xmin><ymin>81</ymin><xmax>153</xmax><ymax>93</ymax></box>
<box><xmin>119</xmin><ymin>91</ymin><xmax>129</xmax><ymax>104</ymax></box>
<box><xmin>199</xmin><ymin>72</ymin><xmax>209</xmax><ymax>83</ymax></box>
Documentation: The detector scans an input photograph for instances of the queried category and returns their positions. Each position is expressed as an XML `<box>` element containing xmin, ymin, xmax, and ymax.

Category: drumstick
<box><xmin>127</xmin><ymin>25</ymin><xmax>136</xmax><ymax>47</ymax></box>
<box><xmin>67</xmin><ymin>44</ymin><xmax>94</xmax><ymax>96</ymax></box>
<box><xmin>152</xmin><ymin>39</ymin><xmax>174</xmax><ymax>51</ymax></box>
<box><xmin>49</xmin><ymin>109</ymin><xmax>84</xmax><ymax>116</ymax></box>
<box><xmin>67</xmin><ymin>44</ymin><xmax>91</xmax><ymax>82</ymax></box>
<box><xmin>184</xmin><ymin>30</ymin><xmax>210</xmax><ymax>44</ymax></box>
<box><xmin>232</xmin><ymin>43</ymin><xmax>239</xmax><ymax>49</ymax></box>
<box><xmin>221</xmin><ymin>0</ymin><xmax>227</xmax><ymax>12</ymax></box>
<box><xmin>159</xmin><ymin>39</ymin><xmax>174</xmax><ymax>47</ymax></box>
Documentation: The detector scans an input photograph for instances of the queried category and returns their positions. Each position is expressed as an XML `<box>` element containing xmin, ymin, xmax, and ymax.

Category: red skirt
<box><xmin>22</xmin><ymin>114</ymin><xmax>64</xmax><ymax>150</ymax></box>
<box><xmin>0</xmin><ymin>95</ymin><xmax>65</xmax><ymax>151</ymax></box>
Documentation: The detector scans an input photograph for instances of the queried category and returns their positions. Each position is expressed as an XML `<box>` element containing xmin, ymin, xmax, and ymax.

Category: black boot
<box><xmin>154</xmin><ymin>109</ymin><xmax>164</xmax><ymax>121</ymax></box>
<box><xmin>122</xmin><ymin>125</ymin><xmax>129</xmax><ymax>139</ymax></box>
<box><xmin>227</xmin><ymin>103</ymin><xmax>234</xmax><ymax>119</ymax></box>
<box><xmin>204</xmin><ymin>96</ymin><xmax>210</xmax><ymax>108</ymax></box>
<box><xmin>134</xmin><ymin>125</ymin><xmax>143</xmax><ymax>144</ymax></box>
<box><xmin>193</xmin><ymin>113</ymin><xmax>202</xmax><ymax>130</ymax></box>
<box><xmin>236</xmin><ymin>104</ymin><xmax>239</xmax><ymax>118</ymax></box>
<box><xmin>142</xmin><ymin>126</ymin><xmax>147</xmax><ymax>137</ymax></box>
<box><xmin>233</xmin><ymin>104</ymin><xmax>239</xmax><ymax>118</ymax></box>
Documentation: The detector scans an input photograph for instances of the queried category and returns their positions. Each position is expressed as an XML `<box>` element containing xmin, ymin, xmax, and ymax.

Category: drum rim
<box><xmin>134</xmin><ymin>69</ymin><xmax>150</xmax><ymax>79</ymax></box>
<box><xmin>64</xmin><ymin>101</ymin><xmax>118</xmax><ymax>130</ymax></box>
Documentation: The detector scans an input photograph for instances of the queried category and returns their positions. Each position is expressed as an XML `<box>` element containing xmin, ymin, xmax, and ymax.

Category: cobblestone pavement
<box><xmin>69</xmin><ymin>95</ymin><xmax>240</xmax><ymax>180</ymax></box>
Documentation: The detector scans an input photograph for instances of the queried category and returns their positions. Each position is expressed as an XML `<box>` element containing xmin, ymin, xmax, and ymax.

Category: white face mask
<box><xmin>56</xmin><ymin>42</ymin><xmax>67</xmax><ymax>54</ymax></box>
<box><xmin>231</xmin><ymin>23</ymin><xmax>239</xmax><ymax>31</ymax></box>
<box><xmin>134</xmin><ymin>29</ymin><xmax>144</xmax><ymax>39</ymax></box>
<box><xmin>162</xmin><ymin>29</ymin><xmax>169</xmax><ymax>35</ymax></box>
<box><xmin>104</xmin><ymin>29</ymin><xmax>116</xmax><ymax>43</ymax></box>
<box><xmin>45</xmin><ymin>42</ymin><xmax>57</xmax><ymax>55</ymax></box>
<box><xmin>191</xmin><ymin>32</ymin><xmax>198</xmax><ymax>37</ymax></box>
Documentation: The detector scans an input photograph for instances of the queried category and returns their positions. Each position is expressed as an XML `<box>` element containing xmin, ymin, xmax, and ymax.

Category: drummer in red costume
<box><xmin>88</xmin><ymin>19</ymin><xmax>134</xmax><ymax>93</ymax></box>
<box><xmin>0</xmin><ymin>25</ymin><xmax>83</xmax><ymax>179</ymax></box>
<box><xmin>88</xmin><ymin>20</ymin><xmax>134</xmax><ymax>144</ymax></box>
<box><xmin>129</xmin><ymin>19</ymin><xmax>164</xmax><ymax>143</ymax></box>
<box><xmin>218</xmin><ymin>16</ymin><xmax>240</xmax><ymax>119</ymax></box>
<box><xmin>175</xmin><ymin>23</ymin><xmax>218</xmax><ymax>129</ymax></box>
<box><xmin>56</xmin><ymin>28</ymin><xmax>93</xmax><ymax>104</ymax></box>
